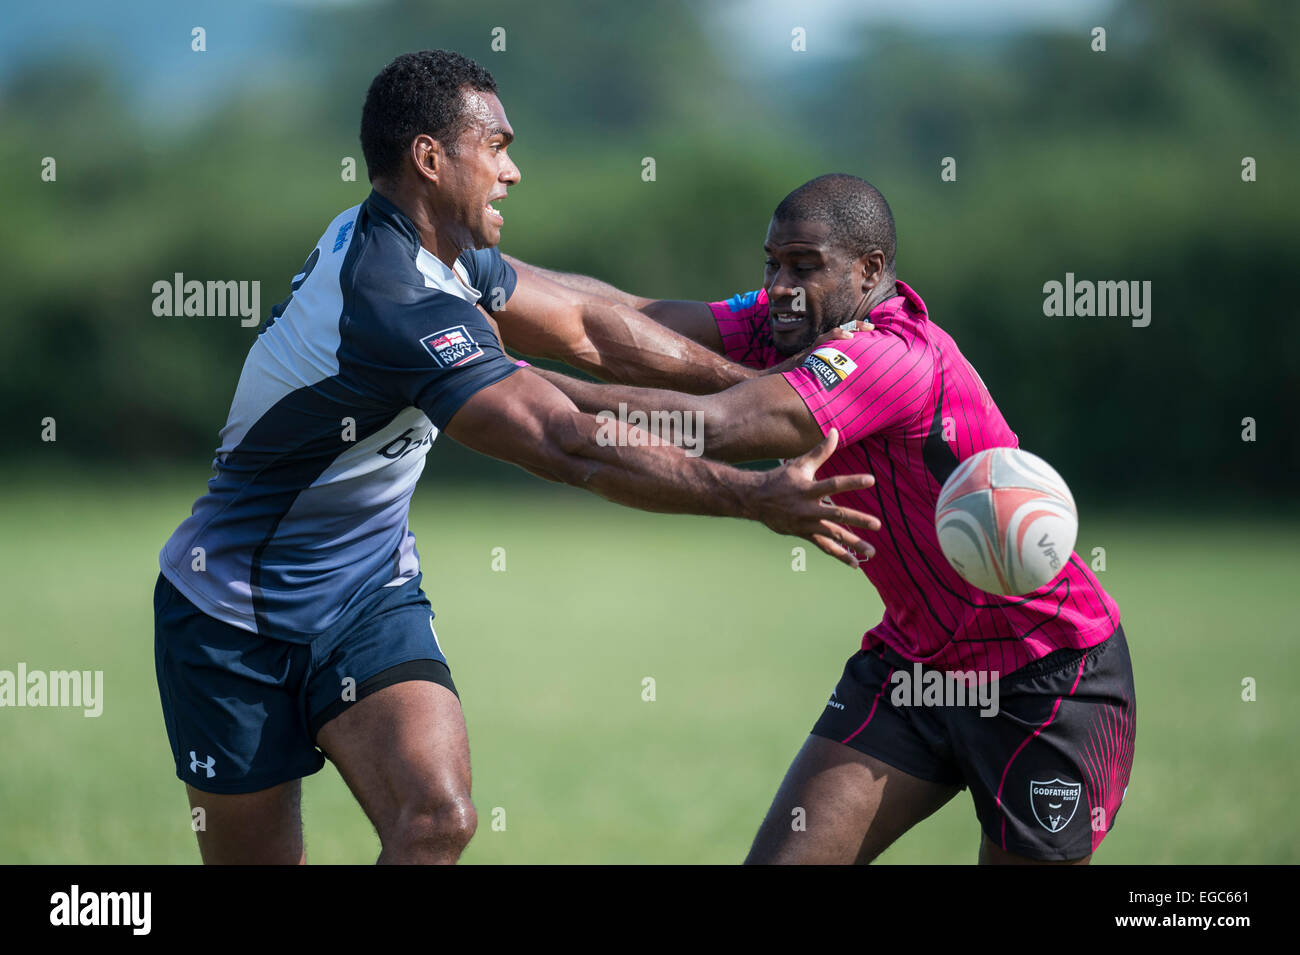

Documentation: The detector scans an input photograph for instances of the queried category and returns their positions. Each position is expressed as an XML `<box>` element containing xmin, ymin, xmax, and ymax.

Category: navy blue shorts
<box><xmin>153</xmin><ymin>572</ymin><xmax>457</xmax><ymax>794</ymax></box>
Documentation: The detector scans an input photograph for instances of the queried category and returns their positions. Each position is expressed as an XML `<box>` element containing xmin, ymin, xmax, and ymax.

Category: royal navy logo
<box><xmin>421</xmin><ymin>325</ymin><xmax>484</xmax><ymax>368</ymax></box>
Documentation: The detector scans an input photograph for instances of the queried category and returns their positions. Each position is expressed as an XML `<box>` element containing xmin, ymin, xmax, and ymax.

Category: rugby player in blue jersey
<box><xmin>154</xmin><ymin>50</ymin><xmax>879</xmax><ymax>864</ymax></box>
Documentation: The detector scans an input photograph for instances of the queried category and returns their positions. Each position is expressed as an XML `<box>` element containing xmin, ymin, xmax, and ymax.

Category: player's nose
<box><xmin>502</xmin><ymin>154</ymin><xmax>521</xmax><ymax>186</ymax></box>
<box><xmin>768</xmin><ymin>270</ymin><xmax>799</xmax><ymax>299</ymax></box>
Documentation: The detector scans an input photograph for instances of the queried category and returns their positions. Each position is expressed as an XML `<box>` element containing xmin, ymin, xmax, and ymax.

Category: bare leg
<box><xmin>979</xmin><ymin>835</ymin><xmax>1090</xmax><ymax>865</ymax></box>
<box><xmin>315</xmin><ymin>681</ymin><xmax>475</xmax><ymax>864</ymax></box>
<box><xmin>186</xmin><ymin>780</ymin><xmax>306</xmax><ymax>865</ymax></box>
<box><xmin>747</xmin><ymin>735</ymin><xmax>960</xmax><ymax>864</ymax></box>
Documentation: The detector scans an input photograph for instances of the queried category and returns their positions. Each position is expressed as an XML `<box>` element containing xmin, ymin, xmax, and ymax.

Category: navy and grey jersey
<box><xmin>160</xmin><ymin>190</ymin><xmax>520</xmax><ymax>641</ymax></box>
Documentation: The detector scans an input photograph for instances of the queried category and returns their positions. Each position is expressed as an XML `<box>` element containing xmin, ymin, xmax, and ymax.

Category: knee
<box><xmin>383</xmin><ymin>793</ymin><xmax>477</xmax><ymax>862</ymax></box>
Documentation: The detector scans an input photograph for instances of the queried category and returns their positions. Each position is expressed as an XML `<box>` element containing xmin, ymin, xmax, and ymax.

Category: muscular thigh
<box><xmin>747</xmin><ymin>735</ymin><xmax>959</xmax><ymax>864</ymax></box>
<box><xmin>186</xmin><ymin>780</ymin><xmax>305</xmax><ymax>865</ymax></box>
<box><xmin>746</xmin><ymin>647</ymin><xmax>967</xmax><ymax>864</ymax></box>
<box><xmin>315</xmin><ymin>679</ymin><xmax>471</xmax><ymax>840</ymax></box>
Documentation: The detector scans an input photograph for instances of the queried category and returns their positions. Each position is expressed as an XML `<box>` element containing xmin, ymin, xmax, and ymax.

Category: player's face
<box><xmin>763</xmin><ymin>218</ymin><xmax>861</xmax><ymax>356</ymax></box>
<box><xmin>439</xmin><ymin>90</ymin><xmax>520</xmax><ymax>249</ymax></box>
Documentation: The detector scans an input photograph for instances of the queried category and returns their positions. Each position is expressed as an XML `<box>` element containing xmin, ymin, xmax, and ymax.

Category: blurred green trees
<box><xmin>3</xmin><ymin>0</ymin><xmax>1294</xmax><ymax>502</ymax></box>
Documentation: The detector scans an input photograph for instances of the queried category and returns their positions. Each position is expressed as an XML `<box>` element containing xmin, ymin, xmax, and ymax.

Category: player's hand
<box><xmin>762</xmin><ymin>320</ymin><xmax>874</xmax><ymax>376</ymax></box>
<box><xmin>749</xmin><ymin>428</ymin><xmax>880</xmax><ymax>568</ymax></box>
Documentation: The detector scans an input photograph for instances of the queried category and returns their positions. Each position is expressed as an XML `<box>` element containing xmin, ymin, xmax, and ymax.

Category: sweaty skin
<box><xmin>526</xmin><ymin>218</ymin><xmax>896</xmax><ymax>471</ymax></box>
<box><xmin>370</xmin><ymin>90</ymin><xmax>881</xmax><ymax>564</ymax></box>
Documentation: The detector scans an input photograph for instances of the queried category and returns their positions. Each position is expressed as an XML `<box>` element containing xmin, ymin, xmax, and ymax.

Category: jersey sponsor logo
<box><xmin>1029</xmin><ymin>777</ymin><xmax>1082</xmax><ymax>832</ymax></box>
<box><xmin>332</xmin><ymin>220</ymin><xmax>354</xmax><ymax>253</ymax></box>
<box><xmin>377</xmin><ymin>427</ymin><xmax>434</xmax><ymax>460</ymax></box>
<box><xmin>421</xmin><ymin>325</ymin><xmax>484</xmax><ymax>368</ymax></box>
<box><xmin>804</xmin><ymin>346</ymin><xmax>858</xmax><ymax>392</ymax></box>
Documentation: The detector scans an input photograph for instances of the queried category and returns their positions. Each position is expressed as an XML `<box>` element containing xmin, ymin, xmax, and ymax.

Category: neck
<box><xmin>845</xmin><ymin>277</ymin><xmax>898</xmax><ymax>325</ymax></box>
<box><xmin>372</xmin><ymin>179</ymin><xmax>464</xmax><ymax>268</ymax></box>
<box><xmin>864</xmin><ymin>277</ymin><xmax>898</xmax><ymax>315</ymax></box>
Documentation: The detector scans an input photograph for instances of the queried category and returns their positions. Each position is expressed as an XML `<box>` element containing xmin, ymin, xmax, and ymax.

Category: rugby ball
<box><xmin>934</xmin><ymin>448</ymin><xmax>1077</xmax><ymax>596</ymax></box>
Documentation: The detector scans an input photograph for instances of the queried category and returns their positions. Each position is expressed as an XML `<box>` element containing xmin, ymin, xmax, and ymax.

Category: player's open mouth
<box><xmin>771</xmin><ymin>311</ymin><xmax>806</xmax><ymax>327</ymax></box>
<box><xmin>485</xmin><ymin>195</ymin><xmax>506</xmax><ymax>224</ymax></box>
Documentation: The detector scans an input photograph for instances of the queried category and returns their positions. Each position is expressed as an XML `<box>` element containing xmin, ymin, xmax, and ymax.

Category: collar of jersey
<box><xmin>364</xmin><ymin>190</ymin><xmax>482</xmax><ymax>307</ymax></box>
<box><xmin>868</xmin><ymin>279</ymin><xmax>927</xmax><ymax>326</ymax></box>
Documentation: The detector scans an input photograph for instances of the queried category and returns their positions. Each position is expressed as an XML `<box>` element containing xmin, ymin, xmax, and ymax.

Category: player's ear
<box><xmin>411</xmin><ymin>133</ymin><xmax>441</xmax><ymax>184</ymax></box>
<box><xmin>859</xmin><ymin>249</ymin><xmax>887</xmax><ymax>292</ymax></box>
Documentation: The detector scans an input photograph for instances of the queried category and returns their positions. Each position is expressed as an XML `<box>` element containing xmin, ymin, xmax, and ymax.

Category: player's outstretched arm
<box><xmin>502</xmin><ymin>255</ymin><xmax>656</xmax><ymax>311</ymax></box>
<box><xmin>532</xmin><ymin>369</ymin><xmax>830</xmax><ymax>465</ymax></box>
<box><xmin>443</xmin><ymin>368</ymin><xmax>878</xmax><ymax>566</ymax></box>
<box><xmin>496</xmin><ymin>256</ymin><xmax>735</xmax><ymax>390</ymax></box>
<box><xmin>503</xmin><ymin>255</ymin><xmax>722</xmax><ymax>348</ymax></box>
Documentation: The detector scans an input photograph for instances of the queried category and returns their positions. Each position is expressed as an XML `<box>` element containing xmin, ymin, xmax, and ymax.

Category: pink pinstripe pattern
<box><xmin>711</xmin><ymin>281</ymin><xmax>1120</xmax><ymax>673</ymax></box>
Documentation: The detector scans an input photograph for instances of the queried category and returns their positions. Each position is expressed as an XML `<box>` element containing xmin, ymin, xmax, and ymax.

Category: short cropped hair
<box><xmin>773</xmin><ymin>174</ymin><xmax>897</xmax><ymax>267</ymax></box>
<box><xmin>360</xmin><ymin>50</ymin><xmax>498</xmax><ymax>182</ymax></box>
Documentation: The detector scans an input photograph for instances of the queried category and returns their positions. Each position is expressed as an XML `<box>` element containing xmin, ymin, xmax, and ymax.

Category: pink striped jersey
<box><xmin>709</xmin><ymin>282</ymin><xmax>1120</xmax><ymax>675</ymax></box>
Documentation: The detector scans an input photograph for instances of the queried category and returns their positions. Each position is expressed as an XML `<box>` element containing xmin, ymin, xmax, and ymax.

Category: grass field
<box><xmin>1</xmin><ymin>472</ymin><xmax>1296</xmax><ymax>864</ymax></box>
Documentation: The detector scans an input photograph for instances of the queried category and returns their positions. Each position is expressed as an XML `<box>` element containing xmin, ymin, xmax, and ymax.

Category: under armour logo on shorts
<box><xmin>189</xmin><ymin>751</ymin><xmax>216</xmax><ymax>779</ymax></box>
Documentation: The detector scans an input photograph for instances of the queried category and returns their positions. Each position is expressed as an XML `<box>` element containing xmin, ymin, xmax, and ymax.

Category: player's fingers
<box><xmin>799</xmin><ymin>517</ymin><xmax>871</xmax><ymax>559</ymax></box>
<box><xmin>797</xmin><ymin>427</ymin><xmax>839</xmax><ymax>472</ymax></box>
<box><xmin>809</xmin><ymin>532</ymin><xmax>861</xmax><ymax>569</ymax></box>
<box><xmin>814</xmin><ymin>321</ymin><xmax>871</xmax><ymax>347</ymax></box>
<box><xmin>818</xmin><ymin>505</ymin><xmax>881</xmax><ymax>533</ymax></box>
<box><xmin>817</xmin><ymin>520</ymin><xmax>875</xmax><ymax>559</ymax></box>
<box><xmin>811</xmin><ymin>471</ymin><xmax>875</xmax><ymax>497</ymax></box>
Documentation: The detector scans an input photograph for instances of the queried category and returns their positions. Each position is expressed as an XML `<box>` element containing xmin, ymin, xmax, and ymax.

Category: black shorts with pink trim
<box><xmin>810</xmin><ymin>625</ymin><xmax>1136</xmax><ymax>862</ymax></box>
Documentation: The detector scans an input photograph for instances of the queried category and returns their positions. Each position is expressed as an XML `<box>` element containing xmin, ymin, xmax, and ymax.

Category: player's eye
<box><xmin>764</xmin><ymin>258</ymin><xmax>778</xmax><ymax>269</ymax></box>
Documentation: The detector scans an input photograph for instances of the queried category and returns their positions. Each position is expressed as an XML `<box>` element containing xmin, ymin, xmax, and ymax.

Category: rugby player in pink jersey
<box><xmin>516</xmin><ymin>174</ymin><xmax>1136</xmax><ymax>865</ymax></box>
